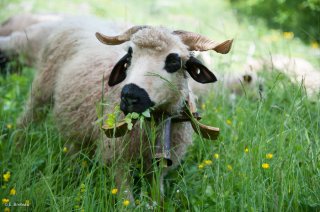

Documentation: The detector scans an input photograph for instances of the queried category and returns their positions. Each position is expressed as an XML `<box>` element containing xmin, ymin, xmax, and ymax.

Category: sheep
<box><xmin>0</xmin><ymin>16</ymin><xmax>233</xmax><ymax>198</ymax></box>
<box><xmin>244</xmin><ymin>55</ymin><xmax>320</xmax><ymax>98</ymax></box>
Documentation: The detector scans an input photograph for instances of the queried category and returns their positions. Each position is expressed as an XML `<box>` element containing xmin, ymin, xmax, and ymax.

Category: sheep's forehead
<box><xmin>131</xmin><ymin>27</ymin><xmax>186</xmax><ymax>53</ymax></box>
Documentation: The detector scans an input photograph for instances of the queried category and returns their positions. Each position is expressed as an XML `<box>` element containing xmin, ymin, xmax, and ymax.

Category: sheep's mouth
<box><xmin>102</xmin><ymin>103</ymin><xmax>219</xmax><ymax>167</ymax></box>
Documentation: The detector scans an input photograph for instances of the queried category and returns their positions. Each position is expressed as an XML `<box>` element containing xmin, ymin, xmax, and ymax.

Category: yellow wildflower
<box><xmin>9</xmin><ymin>188</ymin><xmax>16</xmax><ymax>196</ymax></box>
<box><xmin>227</xmin><ymin>165</ymin><xmax>233</xmax><ymax>171</ymax></box>
<box><xmin>214</xmin><ymin>153</ymin><xmax>219</xmax><ymax>159</ymax></box>
<box><xmin>283</xmin><ymin>32</ymin><xmax>294</xmax><ymax>40</ymax></box>
<box><xmin>2</xmin><ymin>198</ymin><xmax>9</xmax><ymax>204</ymax></box>
<box><xmin>123</xmin><ymin>199</ymin><xmax>130</xmax><ymax>206</ymax></box>
<box><xmin>262</xmin><ymin>163</ymin><xmax>270</xmax><ymax>169</ymax></box>
<box><xmin>6</xmin><ymin>124</ymin><xmax>12</xmax><ymax>129</ymax></box>
<box><xmin>198</xmin><ymin>164</ymin><xmax>204</xmax><ymax>169</ymax></box>
<box><xmin>201</xmin><ymin>103</ymin><xmax>206</xmax><ymax>110</ymax></box>
<box><xmin>25</xmin><ymin>200</ymin><xmax>30</xmax><ymax>205</ymax></box>
<box><xmin>244</xmin><ymin>147</ymin><xmax>249</xmax><ymax>153</ymax></box>
<box><xmin>204</xmin><ymin>160</ymin><xmax>213</xmax><ymax>165</ymax></box>
<box><xmin>63</xmin><ymin>147</ymin><xmax>68</xmax><ymax>153</ymax></box>
<box><xmin>3</xmin><ymin>171</ymin><xmax>11</xmax><ymax>182</ymax></box>
<box><xmin>266</xmin><ymin>153</ymin><xmax>273</xmax><ymax>159</ymax></box>
<box><xmin>226</xmin><ymin>119</ymin><xmax>232</xmax><ymax>125</ymax></box>
<box><xmin>311</xmin><ymin>41</ymin><xmax>319</xmax><ymax>49</ymax></box>
<box><xmin>111</xmin><ymin>188</ymin><xmax>118</xmax><ymax>195</ymax></box>
<box><xmin>4</xmin><ymin>208</ymin><xmax>10</xmax><ymax>212</ymax></box>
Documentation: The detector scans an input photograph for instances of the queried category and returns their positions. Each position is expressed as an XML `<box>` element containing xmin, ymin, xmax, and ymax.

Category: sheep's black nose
<box><xmin>120</xmin><ymin>83</ymin><xmax>154</xmax><ymax>114</ymax></box>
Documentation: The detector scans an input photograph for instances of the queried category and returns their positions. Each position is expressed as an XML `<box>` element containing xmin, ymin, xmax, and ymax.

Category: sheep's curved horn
<box><xmin>173</xmin><ymin>30</ymin><xmax>233</xmax><ymax>53</ymax></box>
<box><xmin>96</xmin><ymin>25</ymin><xmax>148</xmax><ymax>45</ymax></box>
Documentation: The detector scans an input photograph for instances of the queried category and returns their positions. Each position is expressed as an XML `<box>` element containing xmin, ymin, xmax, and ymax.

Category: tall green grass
<box><xmin>1</xmin><ymin>0</ymin><xmax>319</xmax><ymax>211</ymax></box>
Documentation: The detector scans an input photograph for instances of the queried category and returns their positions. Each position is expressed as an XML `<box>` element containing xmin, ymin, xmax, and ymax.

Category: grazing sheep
<box><xmin>0</xmin><ymin>16</ymin><xmax>233</xmax><ymax>197</ymax></box>
<box><xmin>245</xmin><ymin>55</ymin><xmax>320</xmax><ymax>98</ymax></box>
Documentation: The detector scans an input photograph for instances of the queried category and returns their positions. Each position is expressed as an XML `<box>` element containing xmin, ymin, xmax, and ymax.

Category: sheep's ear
<box><xmin>185</xmin><ymin>56</ymin><xmax>217</xmax><ymax>83</ymax></box>
<box><xmin>108</xmin><ymin>50</ymin><xmax>132</xmax><ymax>86</ymax></box>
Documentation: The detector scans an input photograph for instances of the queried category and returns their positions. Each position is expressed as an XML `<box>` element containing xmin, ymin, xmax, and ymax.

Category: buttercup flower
<box><xmin>3</xmin><ymin>172</ymin><xmax>11</xmax><ymax>182</ymax></box>
<box><xmin>227</xmin><ymin>165</ymin><xmax>233</xmax><ymax>171</ymax></box>
<box><xmin>2</xmin><ymin>198</ymin><xmax>9</xmax><ymax>204</ymax></box>
<box><xmin>198</xmin><ymin>164</ymin><xmax>204</xmax><ymax>169</ymax></box>
<box><xmin>244</xmin><ymin>147</ymin><xmax>249</xmax><ymax>153</ymax></box>
<box><xmin>262</xmin><ymin>163</ymin><xmax>270</xmax><ymax>169</ymax></box>
<box><xmin>111</xmin><ymin>188</ymin><xmax>118</xmax><ymax>195</ymax></box>
<box><xmin>6</xmin><ymin>124</ymin><xmax>12</xmax><ymax>129</ymax></box>
<box><xmin>4</xmin><ymin>207</ymin><xmax>10</xmax><ymax>212</ymax></box>
<box><xmin>9</xmin><ymin>188</ymin><xmax>16</xmax><ymax>195</ymax></box>
<box><xmin>214</xmin><ymin>154</ymin><xmax>219</xmax><ymax>159</ymax></box>
<box><xmin>266</xmin><ymin>153</ymin><xmax>273</xmax><ymax>159</ymax></box>
<box><xmin>283</xmin><ymin>32</ymin><xmax>294</xmax><ymax>40</ymax></box>
<box><xmin>204</xmin><ymin>160</ymin><xmax>213</xmax><ymax>165</ymax></box>
<box><xmin>311</xmin><ymin>41</ymin><xmax>319</xmax><ymax>49</ymax></box>
<box><xmin>63</xmin><ymin>147</ymin><xmax>68</xmax><ymax>153</ymax></box>
<box><xmin>123</xmin><ymin>199</ymin><xmax>130</xmax><ymax>206</ymax></box>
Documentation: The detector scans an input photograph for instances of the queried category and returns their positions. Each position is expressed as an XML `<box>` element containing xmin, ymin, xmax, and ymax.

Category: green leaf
<box><xmin>127</xmin><ymin>122</ymin><xmax>133</xmax><ymax>130</ymax></box>
<box><xmin>142</xmin><ymin>109</ymin><xmax>151</xmax><ymax>118</ymax></box>
<box><xmin>131</xmin><ymin>112</ymin><xmax>140</xmax><ymax>119</ymax></box>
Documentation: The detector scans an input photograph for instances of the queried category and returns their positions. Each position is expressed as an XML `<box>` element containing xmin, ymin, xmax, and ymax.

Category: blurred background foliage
<box><xmin>230</xmin><ymin>0</ymin><xmax>320</xmax><ymax>43</ymax></box>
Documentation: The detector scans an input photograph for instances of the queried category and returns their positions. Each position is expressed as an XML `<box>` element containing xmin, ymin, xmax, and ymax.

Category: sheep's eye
<box><xmin>164</xmin><ymin>53</ymin><xmax>181</xmax><ymax>73</ymax></box>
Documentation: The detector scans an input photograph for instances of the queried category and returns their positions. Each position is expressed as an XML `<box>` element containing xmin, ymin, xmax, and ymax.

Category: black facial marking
<box><xmin>185</xmin><ymin>56</ymin><xmax>217</xmax><ymax>84</ymax></box>
<box><xmin>164</xmin><ymin>53</ymin><xmax>181</xmax><ymax>73</ymax></box>
<box><xmin>243</xmin><ymin>74</ymin><xmax>252</xmax><ymax>83</ymax></box>
<box><xmin>108</xmin><ymin>47</ymin><xmax>133</xmax><ymax>86</ymax></box>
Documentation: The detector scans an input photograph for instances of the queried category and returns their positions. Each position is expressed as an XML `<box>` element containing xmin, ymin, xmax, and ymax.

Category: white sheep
<box><xmin>244</xmin><ymin>55</ymin><xmax>320</xmax><ymax>98</ymax></box>
<box><xmin>0</xmin><ymin>15</ymin><xmax>233</xmax><ymax>198</ymax></box>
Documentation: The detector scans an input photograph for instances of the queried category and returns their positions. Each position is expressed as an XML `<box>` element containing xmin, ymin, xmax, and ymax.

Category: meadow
<box><xmin>0</xmin><ymin>0</ymin><xmax>319</xmax><ymax>211</ymax></box>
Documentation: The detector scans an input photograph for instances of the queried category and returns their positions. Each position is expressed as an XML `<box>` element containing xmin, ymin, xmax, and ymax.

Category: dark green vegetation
<box><xmin>230</xmin><ymin>0</ymin><xmax>320</xmax><ymax>43</ymax></box>
<box><xmin>1</xmin><ymin>0</ymin><xmax>319</xmax><ymax>211</ymax></box>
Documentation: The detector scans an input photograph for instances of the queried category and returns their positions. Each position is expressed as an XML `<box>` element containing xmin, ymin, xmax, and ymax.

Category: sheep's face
<box><xmin>96</xmin><ymin>26</ymin><xmax>233</xmax><ymax>115</ymax></box>
<box><xmin>117</xmin><ymin>46</ymin><xmax>189</xmax><ymax>115</ymax></box>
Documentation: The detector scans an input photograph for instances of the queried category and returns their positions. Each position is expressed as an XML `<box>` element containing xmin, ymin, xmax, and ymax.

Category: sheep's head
<box><xmin>96</xmin><ymin>26</ymin><xmax>233</xmax><ymax>115</ymax></box>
